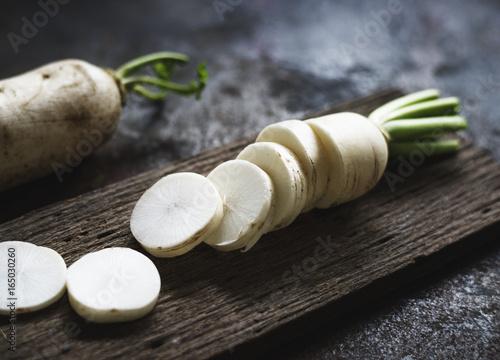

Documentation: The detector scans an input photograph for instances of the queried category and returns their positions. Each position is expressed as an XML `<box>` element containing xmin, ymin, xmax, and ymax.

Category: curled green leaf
<box><xmin>114</xmin><ymin>52</ymin><xmax>208</xmax><ymax>102</ymax></box>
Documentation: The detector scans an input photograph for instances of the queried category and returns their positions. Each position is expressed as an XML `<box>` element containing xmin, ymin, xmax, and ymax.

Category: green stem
<box><xmin>384</xmin><ymin>116</ymin><xmax>467</xmax><ymax>141</ymax></box>
<box><xmin>369</xmin><ymin>89</ymin><xmax>467</xmax><ymax>158</ymax></box>
<box><xmin>369</xmin><ymin>89</ymin><xmax>440</xmax><ymax>124</ymax></box>
<box><xmin>130</xmin><ymin>85</ymin><xmax>168</xmax><ymax>101</ymax></box>
<box><xmin>382</xmin><ymin>97</ymin><xmax>460</xmax><ymax>123</ymax></box>
<box><xmin>113</xmin><ymin>52</ymin><xmax>208</xmax><ymax>102</ymax></box>
<box><xmin>388</xmin><ymin>139</ymin><xmax>460</xmax><ymax>157</ymax></box>
<box><xmin>122</xmin><ymin>75</ymin><xmax>202</xmax><ymax>95</ymax></box>
<box><xmin>115</xmin><ymin>52</ymin><xmax>189</xmax><ymax>79</ymax></box>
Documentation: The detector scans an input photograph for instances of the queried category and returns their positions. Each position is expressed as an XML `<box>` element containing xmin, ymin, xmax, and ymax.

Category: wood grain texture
<box><xmin>1</xmin><ymin>89</ymin><xmax>500</xmax><ymax>360</ymax></box>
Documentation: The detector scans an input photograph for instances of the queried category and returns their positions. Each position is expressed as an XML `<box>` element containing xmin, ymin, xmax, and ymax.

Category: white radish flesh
<box><xmin>67</xmin><ymin>247</ymin><xmax>161</xmax><ymax>323</ymax></box>
<box><xmin>0</xmin><ymin>60</ymin><xmax>122</xmax><ymax>191</ymax></box>
<box><xmin>205</xmin><ymin>159</ymin><xmax>275</xmax><ymax>251</ymax></box>
<box><xmin>127</xmin><ymin>90</ymin><xmax>465</xmax><ymax>256</ymax></box>
<box><xmin>237</xmin><ymin>142</ymin><xmax>307</xmax><ymax>230</ymax></box>
<box><xmin>306</xmin><ymin>112</ymin><xmax>388</xmax><ymax>208</ymax></box>
<box><xmin>130</xmin><ymin>172</ymin><xmax>223</xmax><ymax>257</ymax></box>
<box><xmin>255</xmin><ymin>120</ymin><xmax>330</xmax><ymax>211</ymax></box>
<box><xmin>0</xmin><ymin>241</ymin><xmax>67</xmax><ymax>315</ymax></box>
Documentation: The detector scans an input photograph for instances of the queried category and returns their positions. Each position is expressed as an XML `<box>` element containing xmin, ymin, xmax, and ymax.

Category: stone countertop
<box><xmin>0</xmin><ymin>0</ymin><xmax>499</xmax><ymax>358</ymax></box>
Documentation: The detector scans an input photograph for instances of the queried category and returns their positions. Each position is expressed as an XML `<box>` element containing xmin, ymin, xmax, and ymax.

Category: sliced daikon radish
<box><xmin>130</xmin><ymin>172</ymin><xmax>223</xmax><ymax>257</ymax></box>
<box><xmin>205</xmin><ymin>159</ymin><xmax>275</xmax><ymax>251</ymax></box>
<box><xmin>237</xmin><ymin>142</ymin><xmax>308</xmax><ymax>230</ymax></box>
<box><xmin>306</xmin><ymin>112</ymin><xmax>388</xmax><ymax>208</ymax></box>
<box><xmin>0</xmin><ymin>241</ymin><xmax>67</xmax><ymax>315</ymax></box>
<box><xmin>255</xmin><ymin>120</ymin><xmax>330</xmax><ymax>211</ymax></box>
<box><xmin>67</xmin><ymin>247</ymin><xmax>161</xmax><ymax>323</ymax></box>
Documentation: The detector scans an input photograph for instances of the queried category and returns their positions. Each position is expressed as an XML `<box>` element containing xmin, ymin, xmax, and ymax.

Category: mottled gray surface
<box><xmin>1</xmin><ymin>0</ymin><xmax>500</xmax><ymax>358</ymax></box>
<box><xmin>265</xmin><ymin>241</ymin><xmax>500</xmax><ymax>359</ymax></box>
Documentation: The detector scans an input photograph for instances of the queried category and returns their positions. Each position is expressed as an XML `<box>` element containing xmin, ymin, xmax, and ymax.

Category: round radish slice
<box><xmin>237</xmin><ymin>142</ymin><xmax>308</xmax><ymax>230</ymax></box>
<box><xmin>0</xmin><ymin>241</ymin><xmax>67</xmax><ymax>315</ymax></box>
<box><xmin>256</xmin><ymin>120</ymin><xmax>330</xmax><ymax>211</ymax></box>
<box><xmin>205</xmin><ymin>159</ymin><xmax>276</xmax><ymax>251</ymax></box>
<box><xmin>130</xmin><ymin>172</ymin><xmax>223</xmax><ymax>257</ymax></box>
<box><xmin>67</xmin><ymin>247</ymin><xmax>161</xmax><ymax>323</ymax></box>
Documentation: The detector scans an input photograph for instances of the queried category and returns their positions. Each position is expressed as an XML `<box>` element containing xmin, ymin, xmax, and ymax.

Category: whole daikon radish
<box><xmin>130</xmin><ymin>89</ymin><xmax>468</xmax><ymax>255</ymax></box>
<box><xmin>0</xmin><ymin>52</ymin><xmax>208</xmax><ymax>191</ymax></box>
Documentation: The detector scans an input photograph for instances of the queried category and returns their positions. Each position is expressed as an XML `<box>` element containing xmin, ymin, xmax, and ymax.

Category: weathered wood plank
<box><xmin>1</xmin><ymin>89</ymin><xmax>500</xmax><ymax>360</ymax></box>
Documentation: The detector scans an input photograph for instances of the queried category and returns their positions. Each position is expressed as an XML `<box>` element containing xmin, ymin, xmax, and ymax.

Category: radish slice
<box><xmin>306</xmin><ymin>112</ymin><xmax>388</xmax><ymax>207</ymax></box>
<box><xmin>205</xmin><ymin>159</ymin><xmax>275</xmax><ymax>251</ymax></box>
<box><xmin>256</xmin><ymin>120</ymin><xmax>329</xmax><ymax>211</ymax></box>
<box><xmin>130</xmin><ymin>172</ymin><xmax>223</xmax><ymax>257</ymax></box>
<box><xmin>0</xmin><ymin>241</ymin><xmax>67</xmax><ymax>315</ymax></box>
<box><xmin>67</xmin><ymin>247</ymin><xmax>161</xmax><ymax>323</ymax></box>
<box><xmin>237</xmin><ymin>142</ymin><xmax>308</xmax><ymax>230</ymax></box>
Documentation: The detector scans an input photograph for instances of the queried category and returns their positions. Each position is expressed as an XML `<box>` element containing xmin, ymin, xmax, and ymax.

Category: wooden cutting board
<box><xmin>2</xmin><ymin>89</ymin><xmax>500</xmax><ymax>360</ymax></box>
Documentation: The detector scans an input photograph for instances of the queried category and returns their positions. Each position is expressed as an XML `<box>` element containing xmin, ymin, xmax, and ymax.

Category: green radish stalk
<box><xmin>130</xmin><ymin>89</ymin><xmax>467</xmax><ymax>255</ymax></box>
<box><xmin>367</xmin><ymin>89</ymin><xmax>466</xmax><ymax>156</ymax></box>
<box><xmin>0</xmin><ymin>52</ymin><xmax>208</xmax><ymax>191</ymax></box>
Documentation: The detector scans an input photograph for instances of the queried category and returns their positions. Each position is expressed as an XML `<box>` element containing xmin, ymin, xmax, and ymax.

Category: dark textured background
<box><xmin>1</xmin><ymin>0</ymin><xmax>499</xmax><ymax>358</ymax></box>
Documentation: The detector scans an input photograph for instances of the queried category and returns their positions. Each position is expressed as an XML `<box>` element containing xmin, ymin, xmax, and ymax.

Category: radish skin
<box><xmin>237</xmin><ymin>142</ymin><xmax>307</xmax><ymax>230</ymax></box>
<box><xmin>0</xmin><ymin>59</ymin><xmax>121</xmax><ymax>190</ymax></box>
<box><xmin>306</xmin><ymin>112</ymin><xmax>388</xmax><ymax>207</ymax></box>
<box><xmin>255</xmin><ymin>120</ymin><xmax>330</xmax><ymax>212</ymax></box>
<box><xmin>0</xmin><ymin>52</ymin><xmax>207</xmax><ymax>191</ymax></box>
